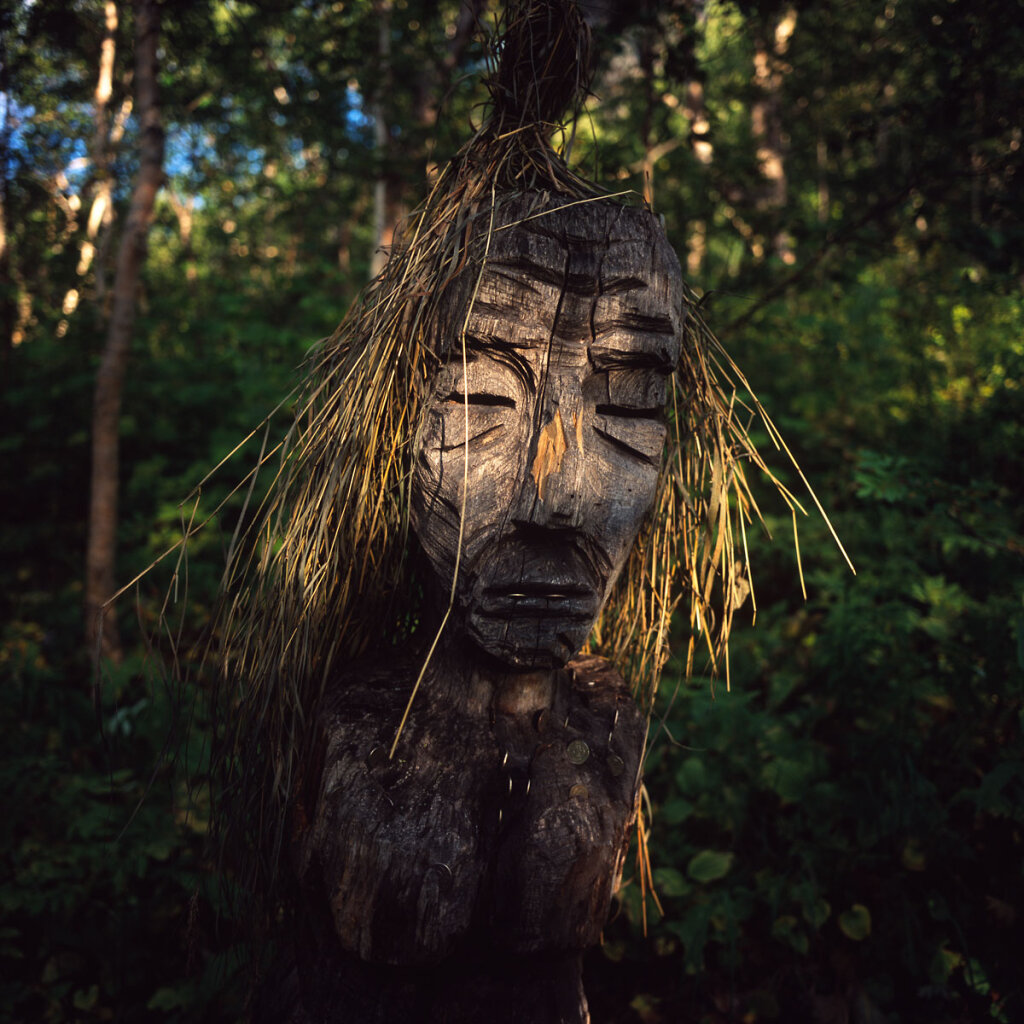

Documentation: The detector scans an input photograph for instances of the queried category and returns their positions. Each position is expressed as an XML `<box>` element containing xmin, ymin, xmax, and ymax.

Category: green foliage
<box><xmin>0</xmin><ymin>627</ymin><xmax>249</xmax><ymax>1022</ymax></box>
<box><xmin>4</xmin><ymin>0</ymin><xmax>1023</xmax><ymax>1020</ymax></box>
<box><xmin>597</xmin><ymin>258</ymin><xmax>1024</xmax><ymax>1022</ymax></box>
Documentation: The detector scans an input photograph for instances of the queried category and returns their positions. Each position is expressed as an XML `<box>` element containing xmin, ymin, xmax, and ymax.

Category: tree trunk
<box><xmin>817</xmin><ymin>133</ymin><xmax>829</xmax><ymax>223</ymax></box>
<box><xmin>81</xmin><ymin>0</ymin><xmax>119</xmax><ymax>288</ymax></box>
<box><xmin>413</xmin><ymin>0</ymin><xmax>483</xmax><ymax>182</ymax></box>
<box><xmin>370</xmin><ymin>0</ymin><xmax>484</xmax><ymax>277</ymax></box>
<box><xmin>0</xmin><ymin>90</ymin><xmax>12</xmax><ymax>375</ymax></box>
<box><xmin>639</xmin><ymin>30</ymin><xmax>657</xmax><ymax>207</ymax></box>
<box><xmin>751</xmin><ymin>7</ymin><xmax>797</xmax><ymax>263</ymax></box>
<box><xmin>370</xmin><ymin>0</ymin><xmax>394</xmax><ymax>278</ymax></box>
<box><xmin>57</xmin><ymin>1</ymin><xmax>122</xmax><ymax>339</ymax></box>
<box><xmin>167</xmin><ymin>189</ymin><xmax>197</xmax><ymax>286</ymax></box>
<box><xmin>684</xmin><ymin>79</ymin><xmax>713</xmax><ymax>276</ymax></box>
<box><xmin>84</xmin><ymin>0</ymin><xmax>164</xmax><ymax>660</ymax></box>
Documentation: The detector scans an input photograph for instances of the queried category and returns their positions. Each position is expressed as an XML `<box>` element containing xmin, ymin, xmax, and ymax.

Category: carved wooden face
<box><xmin>412</xmin><ymin>200</ymin><xmax>684</xmax><ymax>669</ymax></box>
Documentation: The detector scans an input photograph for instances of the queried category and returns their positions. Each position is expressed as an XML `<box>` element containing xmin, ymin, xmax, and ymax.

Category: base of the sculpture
<box><xmin>267</xmin><ymin>927</ymin><xmax>589</xmax><ymax>1024</ymax></box>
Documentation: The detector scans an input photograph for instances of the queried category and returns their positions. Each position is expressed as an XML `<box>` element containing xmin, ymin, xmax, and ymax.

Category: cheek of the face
<box><xmin>410</xmin><ymin>359</ymin><xmax>666</xmax><ymax>670</ymax></box>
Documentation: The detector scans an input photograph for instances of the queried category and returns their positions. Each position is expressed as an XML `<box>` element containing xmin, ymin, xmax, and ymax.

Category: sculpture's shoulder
<box><xmin>567</xmin><ymin>652</ymin><xmax>631</xmax><ymax>691</ymax></box>
<box><xmin>319</xmin><ymin>650</ymin><xmax>421</xmax><ymax>716</ymax></box>
<box><xmin>565</xmin><ymin>653</ymin><xmax>646</xmax><ymax>751</ymax></box>
<box><xmin>293</xmin><ymin>653</ymin><xmax>417</xmax><ymax>817</ymax></box>
<box><xmin>567</xmin><ymin>652</ymin><xmax>637</xmax><ymax>702</ymax></box>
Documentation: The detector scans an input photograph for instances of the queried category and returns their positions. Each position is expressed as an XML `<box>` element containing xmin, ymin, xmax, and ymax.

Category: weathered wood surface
<box><xmin>288</xmin><ymin>652</ymin><xmax>644</xmax><ymax>1022</ymax></box>
<box><xmin>266</xmin><ymin>196</ymin><xmax>685</xmax><ymax>1022</ymax></box>
<box><xmin>413</xmin><ymin>196</ymin><xmax>684</xmax><ymax>672</ymax></box>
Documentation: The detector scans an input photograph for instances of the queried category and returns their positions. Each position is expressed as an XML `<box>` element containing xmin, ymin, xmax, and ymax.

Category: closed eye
<box><xmin>594</xmin><ymin>403</ymin><xmax>662</xmax><ymax>421</ymax></box>
<box><xmin>444</xmin><ymin>391</ymin><xmax>516</xmax><ymax>408</ymax></box>
<box><xmin>593</xmin><ymin>426</ymin><xmax>662</xmax><ymax>466</ymax></box>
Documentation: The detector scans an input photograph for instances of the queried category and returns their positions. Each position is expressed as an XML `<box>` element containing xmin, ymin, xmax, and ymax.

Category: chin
<box><xmin>465</xmin><ymin>612</ymin><xmax>589</xmax><ymax>670</ymax></box>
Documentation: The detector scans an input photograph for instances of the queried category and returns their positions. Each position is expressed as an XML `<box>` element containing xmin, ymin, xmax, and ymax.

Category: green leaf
<box><xmin>965</xmin><ymin>957</ymin><xmax>992</xmax><ymax>997</ymax></box>
<box><xmin>929</xmin><ymin>946</ymin><xmax>963</xmax><ymax>986</ymax></box>
<box><xmin>665</xmin><ymin>902</ymin><xmax>714</xmax><ymax>969</ymax></box>
<box><xmin>601</xmin><ymin>939</ymin><xmax>625</xmax><ymax>962</ymax></box>
<box><xmin>675</xmin><ymin>757</ymin><xmax>707</xmax><ymax>796</ymax></box>
<box><xmin>686</xmin><ymin>850</ymin><xmax>734</xmax><ymax>883</ymax></box>
<box><xmin>762</xmin><ymin>756</ymin><xmax>813</xmax><ymax>804</ymax></box>
<box><xmin>148</xmin><ymin>986</ymin><xmax>190</xmax><ymax>1011</ymax></box>
<box><xmin>772</xmin><ymin>914</ymin><xmax>809</xmax><ymax>955</ymax></box>
<box><xmin>801</xmin><ymin>896</ymin><xmax>831</xmax><ymax>930</ymax></box>
<box><xmin>660</xmin><ymin>798</ymin><xmax>693</xmax><ymax>824</ymax></box>
<box><xmin>838</xmin><ymin>904</ymin><xmax>872</xmax><ymax>941</ymax></box>
<box><xmin>652</xmin><ymin>866</ymin><xmax>691</xmax><ymax>898</ymax></box>
<box><xmin>73</xmin><ymin>985</ymin><xmax>99</xmax><ymax>1011</ymax></box>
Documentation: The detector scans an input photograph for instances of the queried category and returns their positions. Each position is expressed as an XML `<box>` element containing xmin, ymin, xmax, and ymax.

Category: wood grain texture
<box><xmin>85</xmin><ymin>0</ymin><xmax>165</xmax><ymax>658</ymax></box>
<box><xmin>286</xmin><ymin>652</ymin><xmax>644</xmax><ymax>1022</ymax></box>
<box><xmin>412</xmin><ymin>196</ymin><xmax>683</xmax><ymax>670</ymax></box>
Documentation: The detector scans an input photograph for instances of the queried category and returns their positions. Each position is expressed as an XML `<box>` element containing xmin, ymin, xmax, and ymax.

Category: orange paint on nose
<box><xmin>531</xmin><ymin>410</ymin><xmax>568</xmax><ymax>501</ymax></box>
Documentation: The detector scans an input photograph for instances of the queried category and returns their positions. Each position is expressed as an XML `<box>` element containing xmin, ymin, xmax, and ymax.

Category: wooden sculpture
<box><xmin>288</xmin><ymin>194</ymin><xmax>681</xmax><ymax>1021</ymax></box>
<box><xmin>193</xmin><ymin>2</ymin><xmax>833</xmax><ymax>1021</ymax></box>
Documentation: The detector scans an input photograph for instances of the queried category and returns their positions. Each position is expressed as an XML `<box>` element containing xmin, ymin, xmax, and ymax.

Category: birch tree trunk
<box><xmin>0</xmin><ymin>89</ymin><xmax>11</xmax><ymax>377</ymax></box>
<box><xmin>84</xmin><ymin>0</ymin><xmax>164</xmax><ymax>659</ymax></box>
<box><xmin>56</xmin><ymin>2</ymin><xmax>128</xmax><ymax>339</ymax></box>
<box><xmin>683</xmin><ymin>79</ymin><xmax>712</xmax><ymax>276</ymax></box>
<box><xmin>81</xmin><ymin>1</ymin><xmax>119</xmax><ymax>288</ymax></box>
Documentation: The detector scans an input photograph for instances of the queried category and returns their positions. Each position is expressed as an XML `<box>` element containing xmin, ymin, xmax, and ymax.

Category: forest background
<box><xmin>2</xmin><ymin>0</ymin><xmax>1022</xmax><ymax>1021</ymax></box>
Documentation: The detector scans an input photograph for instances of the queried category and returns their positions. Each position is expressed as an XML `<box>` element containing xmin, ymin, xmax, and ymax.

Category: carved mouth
<box><xmin>478</xmin><ymin>582</ymin><xmax>598</xmax><ymax>619</ymax></box>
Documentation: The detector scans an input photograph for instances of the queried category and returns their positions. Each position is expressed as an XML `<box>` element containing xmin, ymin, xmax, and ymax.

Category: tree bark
<box><xmin>370</xmin><ymin>0</ymin><xmax>394</xmax><ymax>279</ymax></box>
<box><xmin>684</xmin><ymin>79</ymin><xmax>712</xmax><ymax>276</ymax></box>
<box><xmin>81</xmin><ymin>0</ymin><xmax>119</xmax><ymax>288</ymax></box>
<box><xmin>84</xmin><ymin>0</ymin><xmax>164</xmax><ymax>659</ymax></box>
<box><xmin>57</xmin><ymin>2</ymin><xmax>123</xmax><ymax>338</ymax></box>
<box><xmin>0</xmin><ymin>78</ymin><xmax>12</xmax><ymax>374</ymax></box>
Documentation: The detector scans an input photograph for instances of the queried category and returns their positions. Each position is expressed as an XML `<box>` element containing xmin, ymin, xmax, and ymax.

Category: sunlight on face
<box><xmin>412</xmin><ymin>201</ymin><xmax>684</xmax><ymax>668</ymax></box>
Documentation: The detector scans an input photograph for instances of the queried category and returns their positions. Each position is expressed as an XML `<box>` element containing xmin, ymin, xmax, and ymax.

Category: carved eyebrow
<box><xmin>484</xmin><ymin>258</ymin><xmax>656</xmax><ymax>299</ymax></box>
<box><xmin>590</xmin><ymin>306</ymin><xmax>680</xmax><ymax>370</ymax></box>
<box><xmin>484</xmin><ymin>257</ymin><xmax>567</xmax><ymax>290</ymax></box>
<box><xmin>466</xmin><ymin>297</ymin><xmax>545</xmax><ymax>323</ymax></box>
<box><xmin>482</xmin><ymin>265</ymin><xmax>545</xmax><ymax>296</ymax></box>
<box><xmin>593</xmin><ymin>310</ymin><xmax>677</xmax><ymax>335</ymax></box>
<box><xmin>589</xmin><ymin>345</ymin><xmax>676</xmax><ymax>372</ymax></box>
<box><xmin>600</xmin><ymin>275</ymin><xmax>652</xmax><ymax>295</ymax></box>
<box><xmin>463</xmin><ymin>333</ymin><xmax>537</xmax><ymax>388</ymax></box>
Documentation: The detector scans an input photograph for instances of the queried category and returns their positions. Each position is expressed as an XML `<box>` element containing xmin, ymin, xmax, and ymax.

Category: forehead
<box><xmin>447</xmin><ymin>199</ymin><xmax>684</xmax><ymax>367</ymax></box>
<box><xmin>487</xmin><ymin>201</ymin><xmax>682</xmax><ymax>294</ymax></box>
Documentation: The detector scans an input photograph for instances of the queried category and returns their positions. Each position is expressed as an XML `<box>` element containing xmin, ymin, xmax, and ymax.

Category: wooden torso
<box><xmin>289</xmin><ymin>653</ymin><xmax>644</xmax><ymax>1023</ymax></box>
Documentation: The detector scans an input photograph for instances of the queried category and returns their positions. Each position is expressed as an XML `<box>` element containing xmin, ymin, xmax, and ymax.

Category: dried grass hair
<box><xmin>177</xmin><ymin>0</ymin><xmax>849</xmax><ymax>907</ymax></box>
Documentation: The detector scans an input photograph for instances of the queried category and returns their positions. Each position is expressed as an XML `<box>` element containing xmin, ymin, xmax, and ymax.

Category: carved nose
<box><xmin>517</xmin><ymin>406</ymin><xmax>585</xmax><ymax>528</ymax></box>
